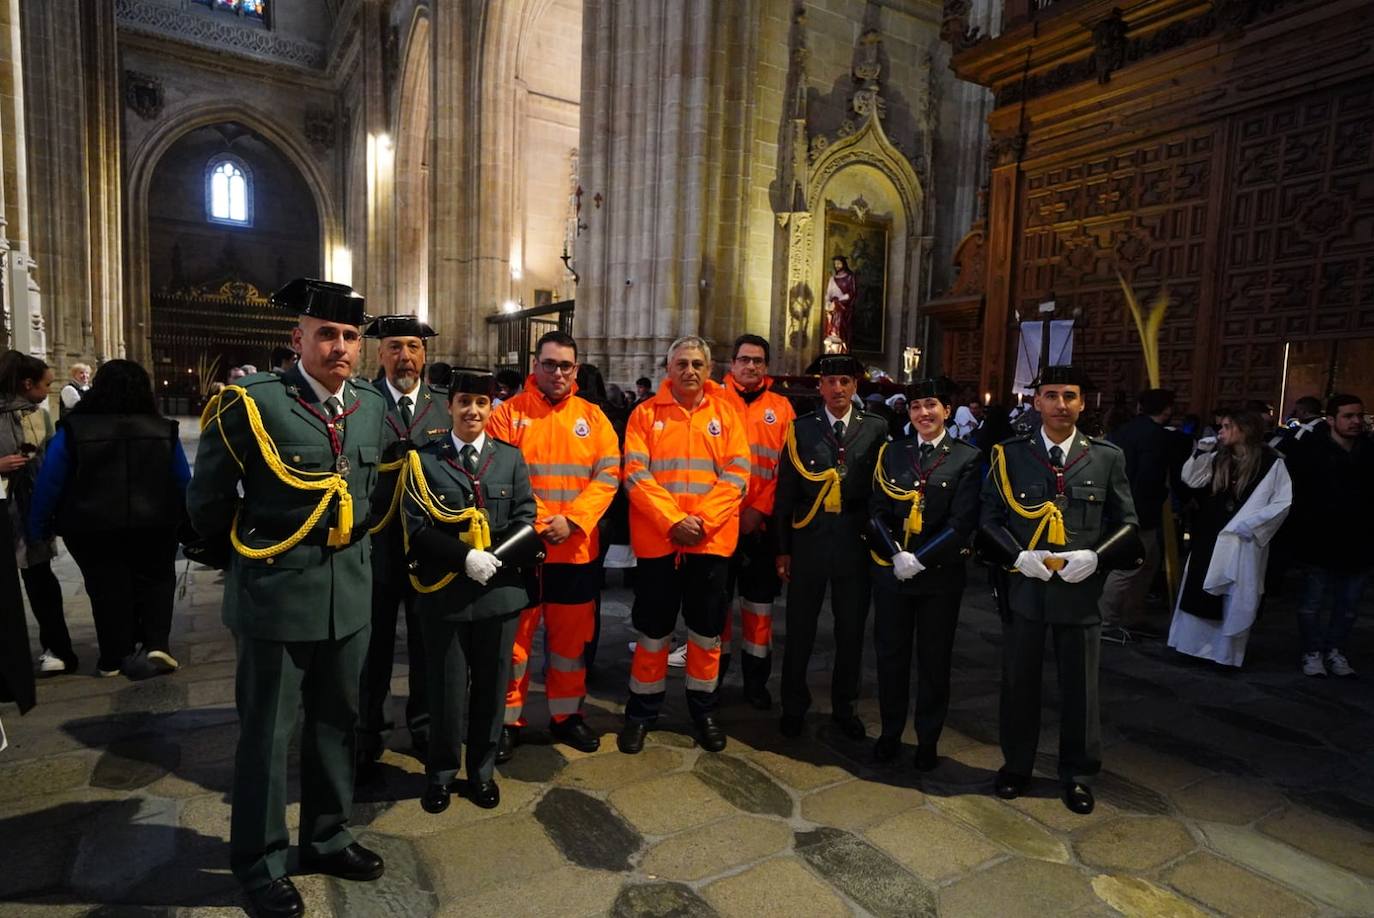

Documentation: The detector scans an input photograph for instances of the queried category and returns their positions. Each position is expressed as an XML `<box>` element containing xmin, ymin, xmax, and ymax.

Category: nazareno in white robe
<box><xmin>1167</xmin><ymin>451</ymin><xmax>1293</xmax><ymax>667</ymax></box>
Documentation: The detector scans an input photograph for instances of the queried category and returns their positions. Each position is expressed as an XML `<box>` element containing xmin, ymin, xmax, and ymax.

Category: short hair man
<box><xmin>978</xmin><ymin>366</ymin><xmax>1141</xmax><ymax>815</ymax></box>
<box><xmin>775</xmin><ymin>354</ymin><xmax>889</xmax><ymax>741</ymax></box>
<box><xmin>187</xmin><ymin>279</ymin><xmax>388</xmax><ymax>914</ymax></box>
<box><xmin>58</xmin><ymin>362</ymin><xmax>92</xmax><ymax>419</ymax></box>
<box><xmin>270</xmin><ymin>346</ymin><xmax>299</xmax><ymax>375</ymax></box>
<box><xmin>718</xmin><ymin>333</ymin><xmax>795</xmax><ymax>709</ymax></box>
<box><xmin>1286</xmin><ymin>393</ymin><xmax>1374</xmax><ymax>678</ymax></box>
<box><xmin>618</xmin><ymin>336</ymin><xmax>750</xmax><ymax>754</ymax></box>
<box><xmin>356</xmin><ymin>315</ymin><xmax>447</xmax><ymax>778</ymax></box>
<box><xmin>634</xmin><ymin>376</ymin><xmax>652</xmax><ymax>403</ymax></box>
<box><xmin>488</xmin><ymin>329</ymin><xmax>621</xmax><ymax>758</ymax></box>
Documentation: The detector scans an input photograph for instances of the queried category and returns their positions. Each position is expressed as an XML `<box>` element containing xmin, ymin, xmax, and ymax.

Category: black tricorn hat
<box><xmin>364</xmin><ymin>314</ymin><xmax>438</xmax><ymax>339</ymax></box>
<box><xmin>271</xmin><ymin>278</ymin><xmax>368</xmax><ymax>326</ymax></box>
<box><xmin>907</xmin><ymin>376</ymin><xmax>955</xmax><ymax>405</ymax></box>
<box><xmin>805</xmin><ymin>353</ymin><xmax>866</xmax><ymax>378</ymax></box>
<box><xmin>1030</xmin><ymin>365</ymin><xmax>1093</xmax><ymax>390</ymax></box>
<box><xmin>448</xmin><ymin>372</ymin><xmax>498</xmax><ymax>397</ymax></box>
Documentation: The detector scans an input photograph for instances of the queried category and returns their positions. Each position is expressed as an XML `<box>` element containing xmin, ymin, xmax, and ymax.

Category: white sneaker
<box><xmin>667</xmin><ymin>644</ymin><xmax>688</xmax><ymax>668</ymax></box>
<box><xmin>37</xmin><ymin>650</ymin><xmax>66</xmax><ymax>674</ymax></box>
<box><xmin>1302</xmin><ymin>652</ymin><xmax>1327</xmax><ymax>677</ymax></box>
<box><xmin>146</xmin><ymin>650</ymin><xmax>180</xmax><ymax>673</ymax></box>
<box><xmin>1325</xmin><ymin>650</ymin><xmax>1356</xmax><ymax>677</ymax></box>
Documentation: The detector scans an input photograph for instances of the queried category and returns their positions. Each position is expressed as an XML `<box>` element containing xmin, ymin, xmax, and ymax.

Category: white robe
<box><xmin>1168</xmin><ymin>452</ymin><xmax>1293</xmax><ymax>667</ymax></box>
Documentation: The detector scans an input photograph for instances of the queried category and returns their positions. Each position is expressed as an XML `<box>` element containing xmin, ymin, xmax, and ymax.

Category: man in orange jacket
<box><xmin>487</xmin><ymin>331</ymin><xmax>621</xmax><ymax>758</ymax></box>
<box><xmin>618</xmin><ymin>335</ymin><xmax>751</xmax><ymax>755</ymax></box>
<box><xmin>719</xmin><ymin>334</ymin><xmax>794</xmax><ymax>710</ymax></box>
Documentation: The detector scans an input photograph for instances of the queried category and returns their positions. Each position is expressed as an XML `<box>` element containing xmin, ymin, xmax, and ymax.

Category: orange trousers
<box><xmin>505</xmin><ymin>600</ymin><xmax>595</xmax><ymax>725</ymax></box>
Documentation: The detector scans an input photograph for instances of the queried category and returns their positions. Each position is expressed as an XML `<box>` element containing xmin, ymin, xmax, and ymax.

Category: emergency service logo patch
<box><xmin>763</xmin><ymin>408</ymin><xmax>777</xmax><ymax>425</ymax></box>
<box><xmin>573</xmin><ymin>418</ymin><xmax>590</xmax><ymax>438</ymax></box>
<box><xmin>653</xmin><ymin>420</ymin><xmax>665</xmax><ymax>431</ymax></box>
<box><xmin>707</xmin><ymin>418</ymin><xmax>722</xmax><ymax>437</ymax></box>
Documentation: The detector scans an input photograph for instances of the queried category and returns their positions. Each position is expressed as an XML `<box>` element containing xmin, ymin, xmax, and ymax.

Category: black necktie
<box><xmin>919</xmin><ymin>442</ymin><xmax>935</xmax><ymax>463</ymax></box>
<box><xmin>460</xmin><ymin>443</ymin><xmax>477</xmax><ymax>474</ymax></box>
<box><xmin>833</xmin><ymin>420</ymin><xmax>845</xmax><ymax>441</ymax></box>
<box><xmin>1049</xmin><ymin>444</ymin><xmax>1065</xmax><ymax>468</ymax></box>
<box><xmin>398</xmin><ymin>394</ymin><xmax>413</xmax><ymax>429</ymax></box>
<box><xmin>323</xmin><ymin>396</ymin><xmax>342</xmax><ymax>419</ymax></box>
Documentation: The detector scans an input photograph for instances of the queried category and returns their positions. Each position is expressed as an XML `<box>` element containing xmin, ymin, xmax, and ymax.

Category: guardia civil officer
<box><xmin>868</xmin><ymin>378</ymin><xmax>982</xmax><ymax>771</ymax></box>
<box><xmin>402</xmin><ymin>373</ymin><xmax>539</xmax><ymax>814</ymax></box>
<box><xmin>774</xmin><ymin>353</ymin><xmax>887</xmax><ymax>741</ymax></box>
<box><xmin>977</xmin><ymin>366</ymin><xmax>1141</xmax><ymax>815</ymax></box>
<box><xmin>186</xmin><ymin>279</ymin><xmax>387</xmax><ymax>918</ymax></box>
<box><xmin>356</xmin><ymin>315</ymin><xmax>449</xmax><ymax>779</ymax></box>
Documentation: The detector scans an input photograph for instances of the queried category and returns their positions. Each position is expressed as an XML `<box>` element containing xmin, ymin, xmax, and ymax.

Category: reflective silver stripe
<box><xmin>741</xmin><ymin>600</ymin><xmax>772</xmax><ymax>616</ymax></box>
<box><xmin>720</xmin><ymin>472</ymin><xmax>749</xmax><ymax>490</ymax></box>
<box><xmin>751</xmin><ymin>445</ymin><xmax>781</xmax><ymax>460</ymax></box>
<box><xmin>592</xmin><ymin>456</ymin><xmax>621</xmax><ymax>475</ymax></box>
<box><xmin>595</xmin><ymin>469</ymin><xmax>620</xmax><ymax>484</ymax></box>
<box><xmin>685</xmin><ymin>675</ymin><xmax>719</xmax><ymax>692</ymax></box>
<box><xmin>727</xmin><ymin>456</ymin><xmax>751</xmax><ymax>471</ymax></box>
<box><xmin>538</xmin><ymin>488</ymin><xmax>583</xmax><ymax>501</ymax></box>
<box><xmin>528</xmin><ymin>462</ymin><xmax>594</xmax><ymax>477</ymax></box>
<box><xmin>742</xmin><ymin>640</ymin><xmax>769</xmax><ymax>658</ymax></box>
<box><xmin>510</xmin><ymin>659</ymin><xmax>528</xmax><ymax>680</ymax></box>
<box><xmin>687</xmin><ymin>629</ymin><xmax>720</xmax><ymax>651</ymax></box>
<box><xmin>548</xmin><ymin>696</ymin><xmax>584</xmax><ymax>715</ymax></box>
<box><xmin>663</xmin><ymin>481</ymin><xmax>712</xmax><ymax>495</ymax></box>
<box><xmin>625</xmin><ymin>470</ymin><xmax>654</xmax><ymax>488</ymax></box>
<box><xmin>629</xmin><ymin>677</ymin><xmax>667</xmax><ymax>694</ymax></box>
<box><xmin>504</xmin><ymin>706</ymin><xmax>524</xmax><ymax>724</ymax></box>
<box><xmin>749</xmin><ymin>465</ymin><xmax>775</xmax><ymax>480</ymax></box>
<box><xmin>649</xmin><ymin>458</ymin><xmax>717</xmax><ymax>473</ymax></box>
<box><xmin>625</xmin><ymin>451</ymin><xmax>650</xmax><ymax>465</ymax></box>
<box><xmin>635</xmin><ymin>634</ymin><xmax>670</xmax><ymax>653</ymax></box>
<box><xmin>548</xmin><ymin>651</ymin><xmax>584</xmax><ymax>673</ymax></box>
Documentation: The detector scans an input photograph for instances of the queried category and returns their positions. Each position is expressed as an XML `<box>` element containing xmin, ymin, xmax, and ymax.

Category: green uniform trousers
<box><xmin>422</xmin><ymin>612</ymin><xmax>520</xmax><ymax>788</ymax></box>
<box><xmin>230</xmin><ymin>626</ymin><xmax>369</xmax><ymax>890</ymax></box>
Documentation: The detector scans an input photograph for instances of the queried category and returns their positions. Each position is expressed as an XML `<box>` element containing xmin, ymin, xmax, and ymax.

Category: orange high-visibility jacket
<box><xmin>721</xmin><ymin>375</ymin><xmax>795</xmax><ymax>516</ymax></box>
<box><xmin>623</xmin><ymin>379</ymin><xmax>750</xmax><ymax>558</ymax></box>
<box><xmin>487</xmin><ymin>378</ymin><xmax>622</xmax><ymax>565</ymax></box>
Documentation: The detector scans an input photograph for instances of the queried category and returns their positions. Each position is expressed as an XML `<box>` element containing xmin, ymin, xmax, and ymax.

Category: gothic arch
<box><xmin>394</xmin><ymin>8</ymin><xmax>432</xmax><ymax>319</ymax></box>
<box><xmin>125</xmin><ymin>102</ymin><xmax>341</xmax><ymax>364</ymax></box>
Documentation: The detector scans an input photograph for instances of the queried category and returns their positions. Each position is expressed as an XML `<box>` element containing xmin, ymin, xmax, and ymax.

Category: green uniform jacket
<box><xmin>186</xmin><ymin>367</ymin><xmax>387</xmax><ymax>642</ymax></box>
<box><xmin>371</xmin><ymin>380</ymin><xmax>451</xmax><ymax>580</ymax></box>
<box><xmin>869</xmin><ymin>434</ymin><xmax>982</xmax><ymax>597</ymax></box>
<box><xmin>979</xmin><ymin>430</ymin><xmax>1137</xmax><ymax>625</ymax></box>
<box><xmin>403</xmin><ymin>435</ymin><xmax>536</xmax><ymax>622</ymax></box>
<box><xmin>774</xmin><ymin>409</ymin><xmax>888</xmax><ymax>574</ymax></box>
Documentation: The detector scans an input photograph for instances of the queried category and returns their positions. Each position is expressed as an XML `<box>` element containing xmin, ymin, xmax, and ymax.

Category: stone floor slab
<box><xmin>1090</xmin><ymin>874</ymin><xmax>1211</xmax><ymax>918</ymax></box>
<box><xmin>329</xmin><ymin>831</ymin><xmax>436</xmax><ymax>918</ymax></box>
<box><xmin>929</xmin><ymin>794</ymin><xmax>1073</xmax><ymax>863</ymax></box>
<box><xmin>940</xmin><ymin>857</ymin><xmax>1097</xmax><ymax>917</ymax></box>
<box><xmin>70</xmin><ymin>795</ymin><xmax>180</xmax><ymax>900</ymax></box>
<box><xmin>640</xmin><ymin>814</ymin><xmax>790</xmax><ymax>882</ymax></box>
<box><xmin>692</xmin><ymin>753</ymin><xmax>794</xmax><ymax>818</ymax></box>
<box><xmin>864</xmin><ymin>808</ymin><xmax>1002</xmax><ymax>882</ymax></box>
<box><xmin>1166</xmin><ymin>851</ymin><xmax>1318</xmax><ymax>918</ymax></box>
<box><xmin>367</xmin><ymin>779</ymin><xmax>540</xmax><ymax>838</ymax></box>
<box><xmin>1100</xmin><ymin>741</ymin><xmax>1215</xmax><ymax>793</ymax></box>
<box><xmin>607</xmin><ymin>772</ymin><xmax>735</xmax><ymax>836</ymax></box>
<box><xmin>1171</xmin><ymin>775</ymin><xmax>1285</xmax><ymax>825</ymax></box>
<box><xmin>704</xmin><ymin>857</ymin><xmax>849</xmax><ymax>918</ymax></box>
<box><xmin>610</xmin><ymin>882</ymin><xmax>717</xmax><ymax>918</ymax></box>
<box><xmin>794</xmin><ymin>827</ymin><xmax>937</xmax><ymax>918</ymax></box>
<box><xmin>1259</xmin><ymin>806</ymin><xmax>1374</xmax><ymax>879</ymax></box>
<box><xmin>1196</xmin><ymin>820</ymin><xmax>1374</xmax><ymax>914</ymax></box>
<box><xmin>555</xmin><ymin>746</ymin><xmax>682</xmax><ymax>792</ymax></box>
<box><xmin>438</xmin><ymin>865</ymin><xmax>620</xmax><ymax>918</ymax></box>
<box><xmin>413</xmin><ymin>813</ymin><xmax>562</xmax><ymax>900</ymax></box>
<box><xmin>800</xmin><ymin>779</ymin><xmax>923</xmax><ymax>831</ymax></box>
<box><xmin>535</xmin><ymin>787</ymin><xmax>641</xmax><ymax>871</ymax></box>
<box><xmin>743</xmin><ymin>748</ymin><xmax>849</xmax><ymax>792</ymax></box>
<box><xmin>1075</xmin><ymin>815</ymin><xmax>1196</xmax><ymax>871</ymax></box>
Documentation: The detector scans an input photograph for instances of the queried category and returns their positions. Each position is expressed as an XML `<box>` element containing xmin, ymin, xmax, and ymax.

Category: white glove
<box><xmin>463</xmin><ymin>550</ymin><xmax>502</xmax><ymax>586</ymax></box>
<box><xmin>1014</xmin><ymin>550</ymin><xmax>1054</xmax><ymax>581</ymax></box>
<box><xmin>892</xmin><ymin>551</ymin><xmax>924</xmax><ymax>581</ymax></box>
<box><xmin>1055</xmin><ymin>549</ymin><xmax>1099</xmax><ymax>583</ymax></box>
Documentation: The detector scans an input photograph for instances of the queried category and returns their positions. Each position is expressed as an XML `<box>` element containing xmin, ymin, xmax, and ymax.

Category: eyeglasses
<box><xmin>538</xmin><ymin>360</ymin><xmax>578</xmax><ymax>375</ymax></box>
<box><xmin>733</xmin><ymin>355</ymin><xmax>766</xmax><ymax>365</ymax></box>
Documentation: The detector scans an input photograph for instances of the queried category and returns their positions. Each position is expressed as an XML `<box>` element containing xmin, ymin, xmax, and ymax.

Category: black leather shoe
<box><xmin>1063</xmin><ymin>782</ymin><xmax>1095</xmax><ymax>815</ymax></box>
<box><xmin>914</xmin><ymin>746</ymin><xmax>939</xmax><ymax>772</ymax></box>
<box><xmin>832</xmin><ymin>713</ymin><xmax>867</xmax><ymax>741</ymax></box>
<box><xmin>617</xmin><ymin>721</ymin><xmax>649</xmax><ymax>754</ymax></box>
<box><xmin>248</xmin><ymin>877</ymin><xmax>304</xmax><ymax>918</ymax></box>
<box><xmin>301</xmin><ymin>842</ymin><xmax>384</xmax><ymax>881</ymax></box>
<box><xmin>470</xmin><ymin>779</ymin><xmax>500</xmax><ymax>809</ymax></box>
<box><xmin>420</xmin><ymin>782</ymin><xmax>451</xmax><ymax>815</ymax></box>
<box><xmin>496</xmin><ymin>725</ymin><xmax>518</xmax><ymax>764</ymax></box>
<box><xmin>695</xmin><ymin>714</ymin><xmax>728</xmax><ymax>752</ymax></box>
<box><xmin>994</xmin><ymin>769</ymin><xmax>1029</xmax><ymax>800</ymax></box>
<box><xmin>549</xmin><ymin>714</ymin><xmax>601</xmax><ymax>752</ymax></box>
<box><xmin>743</xmin><ymin>684</ymin><xmax>773</xmax><ymax>711</ymax></box>
<box><xmin>873</xmin><ymin>735</ymin><xmax>901</xmax><ymax>762</ymax></box>
<box><xmin>779</xmin><ymin>713</ymin><xmax>804</xmax><ymax>738</ymax></box>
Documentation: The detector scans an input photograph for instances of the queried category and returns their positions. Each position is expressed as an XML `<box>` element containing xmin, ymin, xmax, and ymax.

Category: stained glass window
<box><xmin>207</xmin><ymin>157</ymin><xmax>252</xmax><ymax>226</ymax></box>
<box><xmin>192</xmin><ymin>0</ymin><xmax>268</xmax><ymax>23</ymax></box>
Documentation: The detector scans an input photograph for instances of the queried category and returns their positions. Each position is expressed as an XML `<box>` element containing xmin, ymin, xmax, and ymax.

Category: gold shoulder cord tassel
<box><xmin>869</xmin><ymin>441</ymin><xmax>925</xmax><ymax>567</ymax></box>
<box><xmin>990</xmin><ymin>443</ymin><xmax>1067</xmax><ymax>549</ymax></box>
<box><xmin>401</xmin><ymin>450</ymin><xmax>492</xmax><ymax>593</ymax></box>
<box><xmin>784</xmin><ymin>423</ymin><xmax>842</xmax><ymax>528</ymax></box>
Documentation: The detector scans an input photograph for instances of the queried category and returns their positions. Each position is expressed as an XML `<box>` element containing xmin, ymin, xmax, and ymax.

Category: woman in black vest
<box><xmin>28</xmin><ymin>360</ymin><xmax>190</xmax><ymax>679</ymax></box>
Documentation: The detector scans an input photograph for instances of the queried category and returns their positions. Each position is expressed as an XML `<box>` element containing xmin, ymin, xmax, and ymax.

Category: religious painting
<box><xmin>824</xmin><ymin>210</ymin><xmax>889</xmax><ymax>354</ymax></box>
<box><xmin>194</xmin><ymin>0</ymin><xmax>269</xmax><ymax>22</ymax></box>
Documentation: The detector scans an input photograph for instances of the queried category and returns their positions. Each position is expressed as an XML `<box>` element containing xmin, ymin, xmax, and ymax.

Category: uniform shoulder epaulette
<box><xmin>236</xmin><ymin>371</ymin><xmax>278</xmax><ymax>389</ymax></box>
<box><xmin>1088</xmin><ymin>435</ymin><xmax>1123</xmax><ymax>452</ymax></box>
<box><xmin>490</xmin><ymin>434</ymin><xmax>519</xmax><ymax>449</ymax></box>
<box><xmin>349</xmin><ymin>378</ymin><xmax>385</xmax><ymax>401</ymax></box>
<box><xmin>857</xmin><ymin>410</ymin><xmax>887</xmax><ymax>424</ymax></box>
<box><xmin>947</xmin><ymin>436</ymin><xmax>981</xmax><ymax>455</ymax></box>
<box><xmin>1000</xmin><ymin>433</ymin><xmax>1032</xmax><ymax>444</ymax></box>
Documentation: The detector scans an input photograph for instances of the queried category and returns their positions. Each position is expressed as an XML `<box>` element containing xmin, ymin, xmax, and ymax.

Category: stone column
<box><xmin>0</xmin><ymin>0</ymin><xmax>44</xmax><ymax>357</ymax></box>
